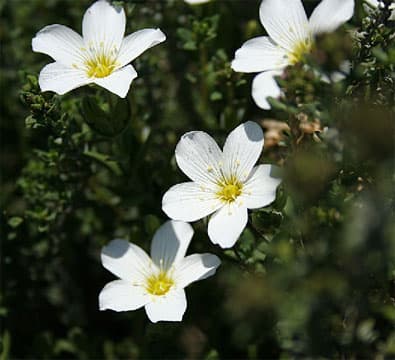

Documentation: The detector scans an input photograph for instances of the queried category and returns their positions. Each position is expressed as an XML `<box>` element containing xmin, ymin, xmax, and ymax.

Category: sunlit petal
<box><xmin>208</xmin><ymin>203</ymin><xmax>248</xmax><ymax>248</ymax></box>
<box><xmin>241</xmin><ymin>165</ymin><xmax>281</xmax><ymax>209</ymax></box>
<box><xmin>99</xmin><ymin>280</ymin><xmax>149</xmax><ymax>312</ymax></box>
<box><xmin>93</xmin><ymin>65</ymin><xmax>137</xmax><ymax>97</ymax></box>
<box><xmin>32</xmin><ymin>24</ymin><xmax>85</xmax><ymax>67</ymax></box>
<box><xmin>150</xmin><ymin>220</ymin><xmax>194</xmax><ymax>271</ymax></box>
<box><xmin>162</xmin><ymin>182</ymin><xmax>222</xmax><ymax>222</ymax></box>
<box><xmin>252</xmin><ymin>70</ymin><xmax>282</xmax><ymax>110</ymax></box>
<box><xmin>38</xmin><ymin>62</ymin><xmax>90</xmax><ymax>95</ymax></box>
<box><xmin>117</xmin><ymin>28</ymin><xmax>166</xmax><ymax>67</ymax></box>
<box><xmin>309</xmin><ymin>0</ymin><xmax>355</xmax><ymax>35</ymax></box>
<box><xmin>101</xmin><ymin>239</ymin><xmax>152</xmax><ymax>283</ymax></box>
<box><xmin>145</xmin><ymin>289</ymin><xmax>187</xmax><ymax>323</ymax></box>
<box><xmin>82</xmin><ymin>0</ymin><xmax>125</xmax><ymax>51</ymax></box>
<box><xmin>174</xmin><ymin>254</ymin><xmax>221</xmax><ymax>288</ymax></box>
<box><xmin>222</xmin><ymin>121</ymin><xmax>264</xmax><ymax>183</ymax></box>
<box><xmin>232</xmin><ymin>36</ymin><xmax>289</xmax><ymax>73</ymax></box>
<box><xmin>175</xmin><ymin>131</ymin><xmax>223</xmax><ymax>187</ymax></box>
<box><xmin>259</xmin><ymin>0</ymin><xmax>310</xmax><ymax>52</ymax></box>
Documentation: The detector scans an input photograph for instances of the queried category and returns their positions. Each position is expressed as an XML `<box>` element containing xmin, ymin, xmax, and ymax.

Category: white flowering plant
<box><xmin>2</xmin><ymin>0</ymin><xmax>395</xmax><ymax>358</ymax></box>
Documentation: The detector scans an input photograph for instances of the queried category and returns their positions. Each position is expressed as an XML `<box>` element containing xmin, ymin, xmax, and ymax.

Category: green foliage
<box><xmin>1</xmin><ymin>0</ymin><xmax>394</xmax><ymax>359</ymax></box>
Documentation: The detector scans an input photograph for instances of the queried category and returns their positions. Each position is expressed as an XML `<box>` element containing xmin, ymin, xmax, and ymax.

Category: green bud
<box><xmin>82</xmin><ymin>96</ymin><xmax>130</xmax><ymax>137</ymax></box>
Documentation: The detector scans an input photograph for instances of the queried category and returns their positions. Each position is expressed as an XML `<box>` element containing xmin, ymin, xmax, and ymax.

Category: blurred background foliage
<box><xmin>1</xmin><ymin>0</ymin><xmax>394</xmax><ymax>358</ymax></box>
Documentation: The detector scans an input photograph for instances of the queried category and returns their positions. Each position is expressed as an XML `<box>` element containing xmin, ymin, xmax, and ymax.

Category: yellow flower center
<box><xmin>288</xmin><ymin>39</ymin><xmax>313</xmax><ymax>65</ymax></box>
<box><xmin>85</xmin><ymin>54</ymin><xmax>117</xmax><ymax>78</ymax></box>
<box><xmin>217</xmin><ymin>178</ymin><xmax>243</xmax><ymax>203</ymax></box>
<box><xmin>146</xmin><ymin>272</ymin><xmax>174</xmax><ymax>296</ymax></box>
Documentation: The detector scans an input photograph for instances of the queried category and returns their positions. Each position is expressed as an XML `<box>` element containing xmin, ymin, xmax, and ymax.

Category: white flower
<box><xmin>364</xmin><ymin>0</ymin><xmax>395</xmax><ymax>20</ymax></box>
<box><xmin>32</xmin><ymin>0</ymin><xmax>166</xmax><ymax>97</ymax></box>
<box><xmin>231</xmin><ymin>0</ymin><xmax>355</xmax><ymax>110</ymax></box>
<box><xmin>99</xmin><ymin>220</ymin><xmax>220</xmax><ymax>323</ymax></box>
<box><xmin>162</xmin><ymin>121</ymin><xmax>281</xmax><ymax>249</ymax></box>
<box><xmin>184</xmin><ymin>0</ymin><xmax>211</xmax><ymax>4</ymax></box>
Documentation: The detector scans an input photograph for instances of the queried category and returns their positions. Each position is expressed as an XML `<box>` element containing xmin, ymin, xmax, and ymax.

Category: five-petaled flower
<box><xmin>162</xmin><ymin>121</ymin><xmax>281</xmax><ymax>249</ymax></box>
<box><xmin>231</xmin><ymin>0</ymin><xmax>354</xmax><ymax>110</ymax></box>
<box><xmin>99</xmin><ymin>220</ymin><xmax>220</xmax><ymax>323</ymax></box>
<box><xmin>32</xmin><ymin>0</ymin><xmax>166</xmax><ymax>97</ymax></box>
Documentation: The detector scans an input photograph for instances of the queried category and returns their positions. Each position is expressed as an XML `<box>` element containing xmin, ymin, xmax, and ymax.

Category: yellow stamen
<box><xmin>146</xmin><ymin>272</ymin><xmax>174</xmax><ymax>296</ymax></box>
<box><xmin>85</xmin><ymin>53</ymin><xmax>117</xmax><ymax>78</ymax></box>
<box><xmin>288</xmin><ymin>39</ymin><xmax>313</xmax><ymax>65</ymax></box>
<box><xmin>217</xmin><ymin>177</ymin><xmax>243</xmax><ymax>203</ymax></box>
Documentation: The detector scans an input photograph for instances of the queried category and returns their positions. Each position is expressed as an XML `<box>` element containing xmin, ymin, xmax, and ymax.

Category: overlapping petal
<box><xmin>82</xmin><ymin>0</ymin><xmax>125</xmax><ymax>51</ymax></box>
<box><xmin>175</xmin><ymin>254</ymin><xmax>221</xmax><ymax>288</ymax></box>
<box><xmin>231</xmin><ymin>36</ymin><xmax>289</xmax><ymax>73</ymax></box>
<box><xmin>309</xmin><ymin>0</ymin><xmax>355</xmax><ymax>35</ymax></box>
<box><xmin>99</xmin><ymin>280</ymin><xmax>148</xmax><ymax>312</ymax></box>
<box><xmin>101</xmin><ymin>239</ymin><xmax>152</xmax><ymax>283</ymax></box>
<box><xmin>175</xmin><ymin>131</ymin><xmax>223</xmax><ymax>186</ymax></box>
<box><xmin>144</xmin><ymin>289</ymin><xmax>187</xmax><ymax>323</ymax></box>
<box><xmin>32</xmin><ymin>25</ymin><xmax>85</xmax><ymax>66</ymax></box>
<box><xmin>38</xmin><ymin>62</ymin><xmax>90</xmax><ymax>95</ymax></box>
<box><xmin>241</xmin><ymin>165</ymin><xmax>281</xmax><ymax>209</ymax></box>
<box><xmin>259</xmin><ymin>0</ymin><xmax>310</xmax><ymax>52</ymax></box>
<box><xmin>222</xmin><ymin>121</ymin><xmax>264</xmax><ymax>182</ymax></box>
<box><xmin>93</xmin><ymin>65</ymin><xmax>137</xmax><ymax>97</ymax></box>
<box><xmin>208</xmin><ymin>204</ymin><xmax>248</xmax><ymax>248</ymax></box>
<box><xmin>150</xmin><ymin>220</ymin><xmax>194</xmax><ymax>271</ymax></box>
<box><xmin>117</xmin><ymin>29</ymin><xmax>166</xmax><ymax>68</ymax></box>
<box><xmin>162</xmin><ymin>182</ymin><xmax>222</xmax><ymax>222</ymax></box>
<box><xmin>252</xmin><ymin>70</ymin><xmax>282</xmax><ymax>110</ymax></box>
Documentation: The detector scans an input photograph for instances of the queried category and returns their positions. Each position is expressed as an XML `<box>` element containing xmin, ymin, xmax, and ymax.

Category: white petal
<box><xmin>252</xmin><ymin>70</ymin><xmax>282</xmax><ymax>110</ymax></box>
<box><xmin>150</xmin><ymin>220</ymin><xmax>194</xmax><ymax>271</ymax></box>
<box><xmin>231</xmin><ymin>36</ymin><xmax>289</xmax><ymax>73</ymax></box>
<box><xmin>162</xmin><ymin>182</ymin><xmax>221</xmax><ymax>222</ymax></box>
<box><xmin>309</xmin><ymin>0</ymin><xmax>355</xmax><ymax>35</ymax></box>
<box><xmin>175</xmin><ymin>131</ymin><xmax>223</xmax><ymax>187</ymax></box>
<box><xmin>99</xmin><ymin>280</ymin><xmax>148</xmax><ymax>312</ymax></box>
<box><xmin>208</xmin><ymin>204</ymin><xmax>248</xmax><ymax>248</ymax></box>
<box><xmin>101</xmin><ymin>239</ymin><xmax>152</xmax><ymax>283</ymax></box>
<box><xmin>241</xmin><ymin>165</ymin><xmax>281</xmax><ymax>209</ymax></box>
<box><xmin>175</xmin><ymin>254</ymin><xmax>221</xmax><ymax>288</ymax></box>
<box><xmin>93</xmin><ymin>65</ymin><xmax>137</xmax><ymax>98</ymax></box>
<box><xmin>222</xmin><ymin>121</ymin><xmax>264</xmax><ymax>182</ymax></box>
<box><xmin>38</xmin><ymin>62</ymin><xmax>90</xmax><ymax>95</ymax></box>
<box><xmin>145</xmin><ymin>289</ymin><xmax>187</xmax><ymax>323</ymax></box>
<box><xmin>82</xmin><ymin>0</ymin><xmax>125</xmax><ymax>51</ymax></box>
<box><xmin>259</xmin><ymin>0</ymin><xmax>310</xmax><ymax>52</ymax></box>
<box><xmin>117</xmin><ymin>29</ymin><xmax>166</xmax><ymax>67</ymax></box>
<box><xmin>32</xmin><ymin>25</ymin><xmax>85</xmax><ymax>67</ymax></box>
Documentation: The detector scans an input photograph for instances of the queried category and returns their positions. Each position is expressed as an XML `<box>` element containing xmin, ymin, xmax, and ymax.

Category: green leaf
<box><xmin>0</xmin><ymin>330</ymin><xmax>10</xmax><ymax>360</ymax></box>
<box><xmin>83</xmin><ymin>150</ymin><xmax>122</xmax><ymax>176</ymax></box>
<box><xmin>210</xmin><ymin>91</ymin><xmax>223</xmax><ymax>101</ymax></box>
<box><xmin>205</xmin><ymin>349</ymin><xmax>219</xmax><ymax>360</ymax></box>
<box><xmin>8</xmin><ymin>217</ymin><xmax>23</xmax><ymax>228</ymax></box>
<box><xmin>82</xmin><ymin>96</ymin><xmax>129</xmax><ymax>137</ymax></box>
